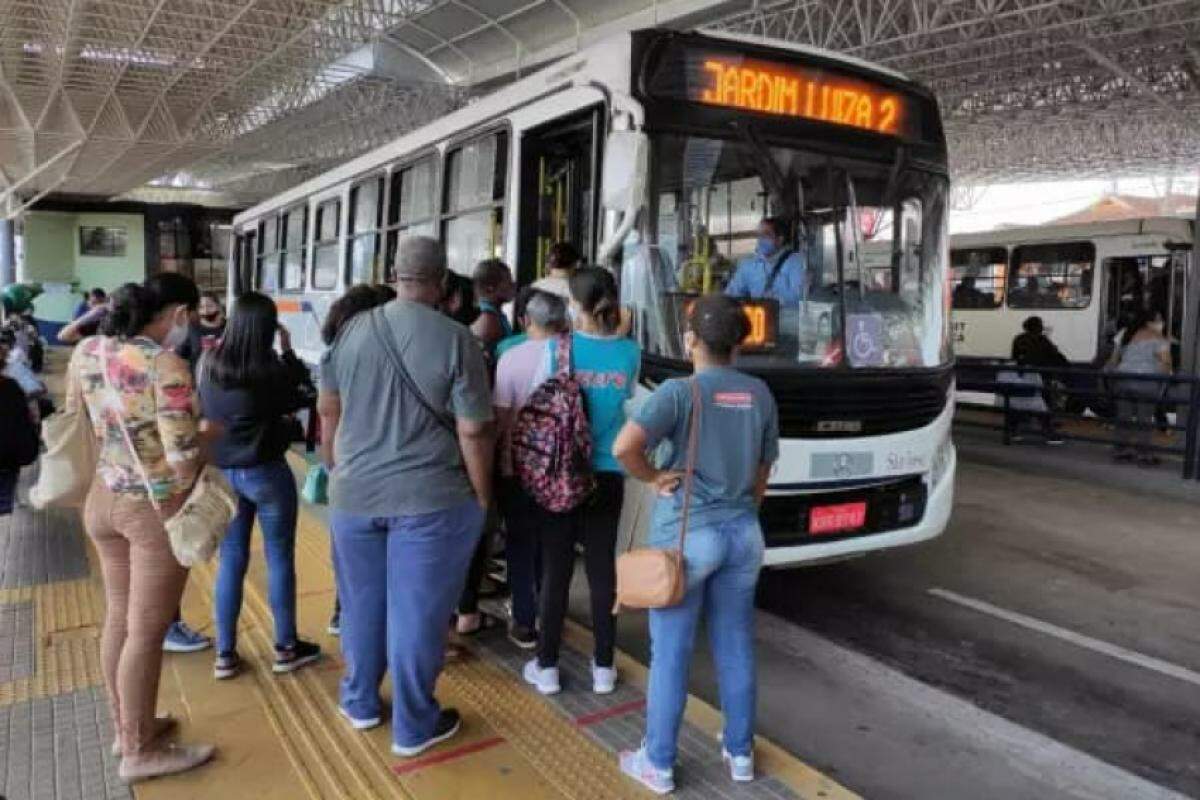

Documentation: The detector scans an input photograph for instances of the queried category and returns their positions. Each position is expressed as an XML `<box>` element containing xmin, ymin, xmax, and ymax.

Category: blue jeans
<box><xmin>644</xmin><ymin>513</ymin><xmax>764</xmax><ymax>770</ymax></box>
<box><xmin>331</xmin><ymin>499</ymin><xmax>483</xmax><ymax>747</ymax></box>
<box><xmin>0</xmin><ymin>468</ymin><xmax>18</xmax><ymax>515</ymax></box>
<box><xmin>215</xmin><ymin>461</ymin><xmax>299</xmax><ymax>653</ymax></box>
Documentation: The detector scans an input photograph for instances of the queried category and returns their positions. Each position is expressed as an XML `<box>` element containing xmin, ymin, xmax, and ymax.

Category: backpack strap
<box><xmin>553</xmin><ymin>333</ymin><xmax>573</xmax><ymax>381</ymax></box>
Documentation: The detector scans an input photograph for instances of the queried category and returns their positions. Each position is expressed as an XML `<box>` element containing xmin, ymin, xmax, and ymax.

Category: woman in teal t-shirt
<box><xmin>522</xmin><ymin>267</ymin><xmax>640</xmax><ymax>699</ymax></box>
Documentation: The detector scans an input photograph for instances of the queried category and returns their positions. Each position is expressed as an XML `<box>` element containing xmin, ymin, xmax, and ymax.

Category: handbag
<box><xmin>29</xmin><ymin>367</ymin><xmax>98</xmax><ymax>510</ymax></box>
<box><xmin>301</xmin><ymin>463</ymin><xmax>328</xmax><ymax>505</ymax></box>
<box><xmin>103</xmin><ymin>340</ymin><xmax>236</xmax><ymax>568</ymax></box>
<box><xmin>613</xmin><ymin>378</ymin><xmax>701</xmax><ymax>612</ymax></box>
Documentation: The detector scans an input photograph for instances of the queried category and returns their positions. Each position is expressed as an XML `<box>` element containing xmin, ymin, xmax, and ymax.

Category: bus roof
<box><xmin>695</xmin><ymin>28</ymin><xmax>911</xmax><ymax>83</ymax></box>
<box><xmin>952</xmin><ymin>217</ymin><xmax>1193</xmax><ymax>248</ymax></box>
<box><xmin>235</xmin><ymin>27</ymin><xmax>932</xmax><ymax>228</ymax></box>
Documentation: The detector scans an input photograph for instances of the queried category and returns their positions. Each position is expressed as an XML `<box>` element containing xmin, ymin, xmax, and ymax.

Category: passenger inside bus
<box><xmin>952</xmin><ymin>276</ymin><xmax>991</xmax><ymax>309</ymax></box>
<box><xmin>724</xmin><ymin>217</ymin><xmax>808</xmax><ymax>305</ymax></box>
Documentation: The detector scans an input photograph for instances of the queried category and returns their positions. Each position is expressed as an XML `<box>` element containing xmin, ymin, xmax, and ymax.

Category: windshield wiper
<box><xmin>730</xmin><ymin>121</ymin><xmax>798</xmax><ymax>222</ymax></box>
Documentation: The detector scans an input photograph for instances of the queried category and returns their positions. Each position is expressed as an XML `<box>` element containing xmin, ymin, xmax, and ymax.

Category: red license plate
<box><xmin>809</xmin><ymin>502</ymin><xmax>868</xmax><ymax>535</ymax></box>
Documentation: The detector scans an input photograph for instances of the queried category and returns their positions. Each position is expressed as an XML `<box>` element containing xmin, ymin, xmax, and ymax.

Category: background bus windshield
<box><xmin>625</xmin><ymin>134</ymin><xmax>951</xmax><ymax>370</ymax></box>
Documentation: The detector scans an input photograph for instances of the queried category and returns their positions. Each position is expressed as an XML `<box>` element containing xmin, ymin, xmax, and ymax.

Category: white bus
<box><xmin>229</xmin><ymin>28</ymin><xmax>955</xmax><ymax>567</ymax></box>
<box><xmin>945</xmin><ymin>217</ymin><xmax>1193</xmax><ymax>366</ymax></box>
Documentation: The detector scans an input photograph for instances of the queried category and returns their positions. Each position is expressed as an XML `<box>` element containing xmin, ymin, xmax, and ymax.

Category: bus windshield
<box><xmin>623</xmin><ymin>133</ymin><xmax>951</xmax><ymax>370</ymax></box>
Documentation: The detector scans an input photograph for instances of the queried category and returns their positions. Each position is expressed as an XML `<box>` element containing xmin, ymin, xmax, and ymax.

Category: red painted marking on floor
<box><xmin>391</xmin><ymin>736</ymin><xmax>505</xmax><ymax>775</ymax></box>
<box><xmin>574</xmin><ymin>699</ymin><xmax>646</xmax><ymax>728</ymax></box>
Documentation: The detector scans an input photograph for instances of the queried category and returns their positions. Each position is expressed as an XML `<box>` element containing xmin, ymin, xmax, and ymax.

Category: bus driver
<box><xmin>724</xmin><ymin>217</ymin><xmax>807</xmax><ymax>305</ymax></box>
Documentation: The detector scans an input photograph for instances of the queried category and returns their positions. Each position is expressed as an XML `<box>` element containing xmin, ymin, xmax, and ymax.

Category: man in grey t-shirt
<box><xmin>317</xmin><ymin>235</ymin><xmax>494</xmax><ymax>756</ymax></box>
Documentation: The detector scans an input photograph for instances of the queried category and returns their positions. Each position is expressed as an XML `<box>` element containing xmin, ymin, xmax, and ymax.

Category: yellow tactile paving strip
<box><xmin>4</xmin><ymin>439</ymin><xmax>855</xmax><ymax>797</ymax></box>
<box><xmin>0</xmin><ymin>540</ymin><xmax>106</xmax><ymax>706</ymax></box>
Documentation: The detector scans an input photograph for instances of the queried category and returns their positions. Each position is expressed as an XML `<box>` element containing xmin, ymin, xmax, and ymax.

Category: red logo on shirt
<box><xmin>713</xmin><ymin>391</ymin><xmax>753</xmax><ymax>409</ymax></box>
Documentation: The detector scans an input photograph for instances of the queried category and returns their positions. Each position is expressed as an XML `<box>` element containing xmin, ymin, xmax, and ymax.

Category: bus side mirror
<box><xmin>602</xmin><ymin>131</ymin><xmax>648</xmax><ymax>212</ymax></box>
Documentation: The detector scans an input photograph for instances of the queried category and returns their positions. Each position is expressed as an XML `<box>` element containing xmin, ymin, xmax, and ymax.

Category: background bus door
<box><xmin>237</xmin><ymin>230</ymin><xmax>256</xmax><ymax>296</ymax></box>
<box><xmin>517</xmin><ymin>108</ymin><xmax>601</xmax><ymax>286</ymax></box>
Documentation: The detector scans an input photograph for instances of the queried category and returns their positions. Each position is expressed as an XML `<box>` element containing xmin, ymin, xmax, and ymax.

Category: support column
<box><xmin>1185</xmin><ymin>174</ymin><xmax>1200</xmax><ymax>378</ymax></box>
<box><xmin>0</xmin><ymin>218</ymin><xmax>15</xmax><ymax>287</ymax></box>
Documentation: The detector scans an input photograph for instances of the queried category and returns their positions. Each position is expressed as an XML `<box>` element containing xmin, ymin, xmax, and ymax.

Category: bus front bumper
<box><xmin>761</xmin><ymin>445</ymin><xmax>956</xmax><ymax>568</ymax></box>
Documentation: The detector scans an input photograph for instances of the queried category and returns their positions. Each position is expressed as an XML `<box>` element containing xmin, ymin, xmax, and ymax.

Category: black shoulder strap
<box><xmin>369</xmin><ymin>307</ymin><xmax>455</xmax><ymax>433</ymax></box>
<box><xmin>764</xmin><ymin>248</ymin><xmax>795</xmax><ymax>295</ymax></box>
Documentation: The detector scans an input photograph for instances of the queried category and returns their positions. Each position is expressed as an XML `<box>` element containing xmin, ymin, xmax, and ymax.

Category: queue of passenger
<box><xmin>20</xmin><ymin>234</ymin><xmax>776</xmax><ymax>791</ymax></box>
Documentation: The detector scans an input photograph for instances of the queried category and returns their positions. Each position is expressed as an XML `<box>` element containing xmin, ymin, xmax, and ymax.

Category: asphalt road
<box><xmin>599</xmin><ymin>450</ymin><xmax>1200</xmax><ymax>798</ymax></box>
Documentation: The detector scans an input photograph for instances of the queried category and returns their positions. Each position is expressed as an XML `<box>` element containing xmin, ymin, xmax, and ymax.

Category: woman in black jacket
<box><xmin>199</xmin><ymin>292</ymin><xmax>321</xmax><ymax>680</ymax></box>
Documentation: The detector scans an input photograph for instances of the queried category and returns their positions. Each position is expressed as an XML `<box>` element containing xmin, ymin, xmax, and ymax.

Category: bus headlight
<box><xmin>930</xmin><ymin>434</ymin><xmax>954</xmax><ymax>487</ymax></box>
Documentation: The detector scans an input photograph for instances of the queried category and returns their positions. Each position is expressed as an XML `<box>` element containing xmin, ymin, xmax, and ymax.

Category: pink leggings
<box><xmin>84</xmin><ymin>480</ymin><xmax>188</xmax><ymax>756</ymax></box>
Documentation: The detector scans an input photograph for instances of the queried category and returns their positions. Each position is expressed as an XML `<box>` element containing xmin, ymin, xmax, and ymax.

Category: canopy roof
<box><xmin>2</xmin><ymin>0</ymin><xmax>1197</xmax><ymax>213</ymax></box>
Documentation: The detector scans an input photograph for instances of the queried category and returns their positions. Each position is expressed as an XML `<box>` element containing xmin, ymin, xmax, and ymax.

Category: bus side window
<box><xmin>313</xmin><ymin>198</ymin><xmax>342</xmax><ymax>290</ymax></box>
<box><xmin>951</xmin><ymin>247</ymin><xmax>1006</xmax><ymax>309</ymax></box>
<box><xmin>442</xmin><ymin>131</ymin><xmax>507</xmax><ymax>276</ymax></box>
<box><xmin>257</xmin><ymin>216</ymin><xmax>280</xmax><ymax>292</ymax></box>
<box><xmin>348</xmin><ymin>175</ymin><xmax>384</xmax><ymax>286</ymax></box>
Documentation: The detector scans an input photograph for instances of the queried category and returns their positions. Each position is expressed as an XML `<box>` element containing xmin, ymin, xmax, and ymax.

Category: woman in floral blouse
<box><xmin>65</xmin><ymin>274</ymin><xmax>216</xmax><ymax>783</ymax></box>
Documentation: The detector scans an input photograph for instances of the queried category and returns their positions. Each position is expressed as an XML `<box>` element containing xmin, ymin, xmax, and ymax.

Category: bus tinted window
<box><xmin>348</xmin><ymin>176</ymin><xmax>383</xmax><ymax>285</ymax></box>
<box><xmin>281</xmin><ymin>206</ymin><xmax>306</xmax><ymax>291</ymax></box>
<box><xmin>1008</xmin><ymin>242</ymin><xmax>1094</xmax><ymax>309</ymax></box>
<box><xmin>257</xmin><ymin>216</ymin><xmax>280</xmax><ymax>292</ymax></box>
<box><xmin>442</xmin><ymin>132</ymin><xmax>507</xmax><ymax>275</ymax></box>
<box><xmin>951</xmin><ymin>247</ymin><xmax>1006</xmax><ymax>308</ymax></box>
<box><xmin>313</xmin><ymin>198</ymin><xmax>341</xmax><ymax>290</ymax></box>
<box><xmin>385</xmin><ymin>158</ymin><xmax>438</xmax><ymax>283</ymax></box>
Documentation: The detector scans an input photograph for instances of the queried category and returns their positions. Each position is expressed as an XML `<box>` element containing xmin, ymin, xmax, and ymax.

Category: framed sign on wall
<box><xmin>79</xmin><ymin>226</ymin><xmax>128</xmax><ymax>257</ymax></box>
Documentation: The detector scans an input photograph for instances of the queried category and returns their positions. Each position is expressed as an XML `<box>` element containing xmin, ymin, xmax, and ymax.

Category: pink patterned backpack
<box><xmin>511</xmin><ymin>334</ymin><xmax>595</xmax><ymax>512</ymax></box>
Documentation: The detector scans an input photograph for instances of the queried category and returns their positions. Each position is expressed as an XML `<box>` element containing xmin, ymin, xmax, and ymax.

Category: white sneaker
<box><xmin>722</xmin><ymin>748</ymin><xmax>754</xmax><ymax>783</ymax></box>
<box><xmin>591</xmin><ymin>662</ymin><xmax>617</xmax><ymax>695</ymax></box>
<box><xmin>339</xmin><ymin>705</ymin><xmax>381</xmax><ymax>731</ymax></box>
<box><xmin>522</xmin><ymin>659</ymin><xmax>561</xmax><ymax>695</ymax></box>
<box><xmin>619</xmin><ymin>748</ymin><xmax>674</xmax><ymax>795</ymax></box>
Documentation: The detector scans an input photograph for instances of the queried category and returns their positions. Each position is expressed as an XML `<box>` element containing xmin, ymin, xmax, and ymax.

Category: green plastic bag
<box><xmin>301</xmin><ymin>464</ymin><xmax>328</xmax><ymax>505</ymax></box>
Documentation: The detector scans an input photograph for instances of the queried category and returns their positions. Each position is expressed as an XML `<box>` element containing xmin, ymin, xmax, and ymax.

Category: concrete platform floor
<box><xmin>0</xmin><ymin>467</ymin><xmax>849</xmax><ymax>800</ymax></box>
<box><xmin>583</xmin><ymin>442</ymin><xmax>1200</xmax><ymax>799</ymax></box>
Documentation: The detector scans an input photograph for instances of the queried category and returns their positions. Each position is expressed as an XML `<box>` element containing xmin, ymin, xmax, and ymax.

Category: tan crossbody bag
<box><xmin>613</xmin><ymin>378</ymin><xmax>701</xmax><ymax>612</ymax></box>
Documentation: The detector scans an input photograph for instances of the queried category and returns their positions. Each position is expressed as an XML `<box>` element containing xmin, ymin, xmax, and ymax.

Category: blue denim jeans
<box><xmin>215</xmin><ymin>461</ymin><xmax>299</xmax><ymax>653</ymax></box>
<box><xmin>644</xmin><ymin>513</ymin><xmax>764</xmax><ymax>770</ymax></box>
<box><xmin>0</xmin><ymin>468</ymin><xmax>18</xmax><ymax>515</ymax></box>
<box><xmin>331</xmin><ymin>499</ymin><xmax>483</xmax><ymax>747</ymax></box>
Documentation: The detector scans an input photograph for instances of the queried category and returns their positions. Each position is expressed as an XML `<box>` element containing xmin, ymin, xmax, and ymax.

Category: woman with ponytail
<box><xmin>66</xmin><ymin>273</ymin><xmax>216</xmax><ymax>782</ymax></box>
<box><xmin>521</xmin><ymin>266</ymin><xmax>640</xmax><ymax>697</ymax></box>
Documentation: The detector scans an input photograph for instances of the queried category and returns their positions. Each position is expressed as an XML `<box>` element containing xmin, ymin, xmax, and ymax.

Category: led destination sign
<box><xmin>698</xmin><ymin>58</ymin><xmax>905</xmax><ymax>136</ymax></box>
<box><xmin>644</xmin><ymin>40</ymin><xmax>924</xmax><ymax>140</ymax></box>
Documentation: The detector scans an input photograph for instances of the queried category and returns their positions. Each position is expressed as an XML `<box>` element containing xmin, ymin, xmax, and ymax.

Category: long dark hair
<box><xmin>102</xmin><ymin>274</ymin><xmax>199</xmax><ymax>338</ymax></box>
<box><xmin>206</xmin><ymin>292</ymin><xmax>279</xmax><ymax>387</ymax></box>
<box><xmin>568</xmin><ymin>266</ymin><xmax>620</xmax><ymax>334</ymax></box>
<box><xmin>1121</xmin><ymin>308</ymin><xmax>1164</xmax><ymax>347</ymax></box>
<box><xmin>321</xmin><ymin>285</ymin><xmax>385</xmax><ymax>345</ymax></box>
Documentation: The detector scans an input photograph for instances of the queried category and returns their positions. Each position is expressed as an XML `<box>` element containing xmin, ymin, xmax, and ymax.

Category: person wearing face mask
<box><xmin>176</xmin><ymin>292</ymin><xmax>226</xmax><ymax>375</ymax></box>
<box><xmin>1111</xmin><ymin>309</ymin><xmax>1173</xmax><ymax>466</ymax></box>
<box><xmin>69</xmin><ymin>274</ymin><xmax>218</xmax><ymax>782</ymax></box>
<box><xmin>724</xmin><ymin>217</ymin><xmax>807</xmax><ymax>305</ymax></box>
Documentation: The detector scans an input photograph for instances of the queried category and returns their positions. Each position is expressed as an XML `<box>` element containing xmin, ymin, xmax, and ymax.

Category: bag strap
<box><xmin>100</xmin><ymin>338</ymin><xmax>163</xmax><ymax>515</ymax></box>
<box><xmin>369</xmin><ymin>306</ymin><xmax>455</xmax><ymax>433</ymax></box>
<box><xmin>763</xmin><ymin>248</ymin><xmax>794</xmax><ymax>296</ymax></box>
<box><xmin>673</xmin><ymin>377</ymin><xmax>702</xmax><ymax>553</ymax></box>
<box><xmin>552</xmin><ymin>333</ymin><xmax>572</xmax><ymax>381</ymax></box>
<box><xmin>621</xmin><ymin>376</ymin><xmax>702</xmax><ymax>557</ymax></box>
